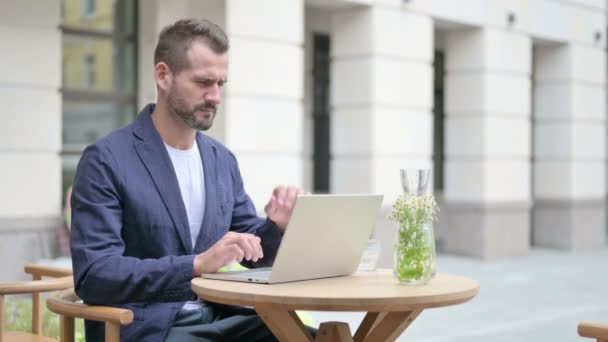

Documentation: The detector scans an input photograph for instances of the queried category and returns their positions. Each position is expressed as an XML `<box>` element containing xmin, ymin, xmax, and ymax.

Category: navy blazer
<box><xmin>70</xmin><ymin>104</ymin><xmax>282</xmax><ymax>341</ymax></box>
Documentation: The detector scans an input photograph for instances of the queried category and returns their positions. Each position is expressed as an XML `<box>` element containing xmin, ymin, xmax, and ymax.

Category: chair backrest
<box><xmin>0</xmin><ymin>264</ymin><xmax>72</xmax><ymax>342</ymax></box>
<box><xmin>47</xmin><ymin>289</ymin><xmax>134</xmax><ymax>342</ymax></box>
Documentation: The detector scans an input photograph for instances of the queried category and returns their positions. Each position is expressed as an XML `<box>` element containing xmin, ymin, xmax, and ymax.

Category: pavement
<box><xmin>309</xmin><ymin>248</ymin><xmax>608</xmax><ymax>341</ymax></box>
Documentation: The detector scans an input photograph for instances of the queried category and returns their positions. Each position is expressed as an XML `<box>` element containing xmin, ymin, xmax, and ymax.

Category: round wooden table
<box><xmin>192</xmin><ymin>270</ymin><xmax>479</xmax><ymax>342</ymax></box>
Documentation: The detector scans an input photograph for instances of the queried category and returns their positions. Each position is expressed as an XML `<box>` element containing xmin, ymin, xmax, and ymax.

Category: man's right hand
<box><xmin>193</xmin><ymin>232</ymin><xmax>263</xmax><ymax>275</ymax></box>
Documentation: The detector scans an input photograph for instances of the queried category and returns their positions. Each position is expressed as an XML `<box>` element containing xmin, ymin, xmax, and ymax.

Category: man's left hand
<box><xmin>264</xmin><ymin>185</ymin><xmax>304</xmax><ymax>231</ymax></box>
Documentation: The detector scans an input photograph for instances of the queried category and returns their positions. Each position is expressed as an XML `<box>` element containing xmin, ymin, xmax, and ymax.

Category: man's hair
<box><xmin>154</xmin><ymin>18</ymin><xmax>229</xmax><ymax>74</ymax></box>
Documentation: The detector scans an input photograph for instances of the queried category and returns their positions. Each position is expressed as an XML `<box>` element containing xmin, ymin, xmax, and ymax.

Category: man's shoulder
<box><xmin>94</xmin><ymin>104</ymin><xmax>152</xmax><ymax>151</ymax></box>
<box><xmin>95</xmin><ymin>122</ymin><xmax>137</xmax><ymax>150</ymax></box>
<box><xmin>82</xmin><ymin>122</ymin><xmax>137</xmax><ymax>163</ymax></box>
<box><xmin>198</xmin><ymin>132</ymin><xmax>236</xmax><ymax>160</ymax></box>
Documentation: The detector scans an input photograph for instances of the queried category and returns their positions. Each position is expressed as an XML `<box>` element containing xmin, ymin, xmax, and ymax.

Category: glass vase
<box><xmin>393</xmin><ymin>168</ymin><xmax>437</xmax><ymax>285</ymax></box>
<box><xmin>393</xmin><ymin>221</ymin><xmax>436</xmax><ymax>285</ymax></box>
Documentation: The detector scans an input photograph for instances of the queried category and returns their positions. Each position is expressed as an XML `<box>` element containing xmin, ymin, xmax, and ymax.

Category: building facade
<box><xmin>1</xmin><ymin>0</ymin><xmax>606</xmax><ymax>280</ymax></box>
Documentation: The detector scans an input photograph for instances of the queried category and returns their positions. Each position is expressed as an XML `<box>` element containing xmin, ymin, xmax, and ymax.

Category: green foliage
<box><xmin>4</xmin><ymin>296</ymin><xmax>85</xmax><ymax>341</ymax></box>
<box><xmin>389</xmin><ymin>193</ymin><xmax>438</xmax><ymax>283</ymax></box>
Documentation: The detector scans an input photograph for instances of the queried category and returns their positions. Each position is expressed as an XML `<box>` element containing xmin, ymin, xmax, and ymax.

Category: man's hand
<box><xmin>264</xmin><ymin>185</ymin><xmax>304</xmax><ymax>231</ymax></box>
<box><xmin>193</xmin><ymin>232</ymin><xmax>263</xmax><ymax>275</ymax></box>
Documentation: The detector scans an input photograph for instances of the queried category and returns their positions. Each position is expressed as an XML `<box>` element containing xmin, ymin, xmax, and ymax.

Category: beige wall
<box><xmin>0</xmin><ymin>0</ymin><xmax>62</xmax><ymax>280</ymax></box>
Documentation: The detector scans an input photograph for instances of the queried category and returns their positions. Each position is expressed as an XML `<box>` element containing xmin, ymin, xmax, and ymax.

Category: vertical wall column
<box><xmin>331</xmin><ymin>5</ymin><xmax>433</xmax><ymax>266</ymax></box>
<box><xmin>224</xmin><ymin>0</ymin><xmax>305</xmax><ymax>208</ymax></box>
<box><xmin>533</xmin><ymin>44</ymin><xmax>606</xmax><ymax>249</ymax></box>
<box><xmin>443</xmin><ymin>28</ymin><xmax>532</xmax><ymax>259</ymax></box>
<box><xmin>0</xmin><ymin>0</ymin><xmax>62</xmax><ymax>280</ymax></box>
<box><xmin>330</xmin><ymin>6</ymin><xmax>434</xmax><ymax>200</ymax></box>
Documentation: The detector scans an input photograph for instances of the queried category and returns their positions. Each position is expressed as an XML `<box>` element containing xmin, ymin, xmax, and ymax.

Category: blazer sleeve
<box><xmin>70</xmin><ymin>143</ymin><xmax>195</xmax><ymax>305</ymax></box>
<box><xmin>225</xmin><ymin>153</ymin><xmax>282</xmax><ymax>268</ymax></box>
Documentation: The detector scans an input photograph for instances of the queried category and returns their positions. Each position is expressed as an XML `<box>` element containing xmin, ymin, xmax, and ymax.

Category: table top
<box><xmin>192</xmin><ymin>270</ymin><xmax>479</xmax><ymax>312</ymax></box>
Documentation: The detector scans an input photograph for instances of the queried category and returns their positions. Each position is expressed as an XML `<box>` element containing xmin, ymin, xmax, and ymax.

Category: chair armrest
<box><xmin>579</xmin><ymin>321</ymin><xmax>608</xmax><ymax>340</ymax></box>
<box><xmin>47</xmin><ymin>289</ymin><xmax>133</xmax><ymax>326</ymax></box>
<box><xmin>24</xmin><ymin>263</ymin><xmax>73</xmax><ymax>278</ymax></box>
<box><xmin>0</xmin><ymin>276</ymin><xmax>73</xmax><ymax>295</ymax></box>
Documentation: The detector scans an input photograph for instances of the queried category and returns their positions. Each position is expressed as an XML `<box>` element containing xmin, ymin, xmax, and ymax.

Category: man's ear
<box><xmin>154</xmin><ymin>62</ymin><xmax>172</xmax><ymax>92</ymax></box>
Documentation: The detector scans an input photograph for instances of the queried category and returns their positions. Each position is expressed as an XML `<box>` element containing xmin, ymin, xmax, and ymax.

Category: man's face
<box><xmin>167</xmin><ymin>41</ymin><xmax>228</xmax><ymax>131</ymax></box>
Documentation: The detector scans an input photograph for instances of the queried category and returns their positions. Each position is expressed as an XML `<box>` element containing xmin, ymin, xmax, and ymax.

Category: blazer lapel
<box><xmin>132</xmin><ymin>106</ymin><xmax>193</xmax><ymax>253</ymax></box>
<box><xmin>194</xmin><ymin>133</ymin><xmax>222</xmax><ymax>252</ymax></box>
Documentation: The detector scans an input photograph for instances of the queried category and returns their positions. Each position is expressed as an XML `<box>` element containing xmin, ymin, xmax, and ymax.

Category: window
<box><xmin>82</xmin><ymin>0</ymin><xmax>96</xmax><ymax>17</ymax></box>
<box><xmin>433</xmin><ymin>50</ymin><xmax>445</xmax><ymax>192</ymax></box>
<box><xmin>61</xmin><ymin>0</ymin><xmax>137</xmax><ymax>193</ymax></box>
<box><xmin>312</xmin><ymin>34</ymin><xmax>331</xmax><ymax>193</ymax></box>
<box><xmin>83</xmin><ymin>52</ymin><xmax>96</xmax><ymax>87</ymax></box>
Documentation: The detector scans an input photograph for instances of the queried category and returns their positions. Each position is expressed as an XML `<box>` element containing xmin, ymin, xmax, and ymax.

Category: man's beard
<box><xmin>167</xmin><ymin>86</ymin><xmax>217</xmax><ymax>131</ymax></box>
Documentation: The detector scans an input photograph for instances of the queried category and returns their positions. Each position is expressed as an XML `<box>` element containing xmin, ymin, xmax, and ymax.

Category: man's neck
<box><xmin>151</xmin><ymin>102</ymin><xmax>197</xmax><ymax>150</ymax></box>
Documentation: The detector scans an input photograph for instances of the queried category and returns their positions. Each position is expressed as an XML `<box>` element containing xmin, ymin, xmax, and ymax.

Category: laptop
<box><xmin>201</xmin><ymin>194</ymin><xmax>383</xmax><ymax>284</ymax></box>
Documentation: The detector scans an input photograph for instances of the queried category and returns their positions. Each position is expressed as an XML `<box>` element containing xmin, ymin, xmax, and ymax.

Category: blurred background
<box><xmin>0</xmin><ymin>0</ymin><xmax>607</xmax><ymax>309</ymax></box>
<box><xmin>1</xmin><ymin>0</ymin><xmax>607</xmax><ymax>340</ymax></box>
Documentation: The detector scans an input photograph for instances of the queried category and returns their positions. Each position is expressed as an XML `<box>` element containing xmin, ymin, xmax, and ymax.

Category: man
<box><xmin>71</xmin><ymin>18</ymin><xmax>303</xmax><ymax>341</ymax></box>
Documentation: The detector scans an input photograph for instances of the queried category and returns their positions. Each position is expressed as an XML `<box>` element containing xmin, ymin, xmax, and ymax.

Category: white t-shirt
<box><xmin>164</xmin><ymin>140</ymin><xmax>205</xmax><ymax>310</ymax></box>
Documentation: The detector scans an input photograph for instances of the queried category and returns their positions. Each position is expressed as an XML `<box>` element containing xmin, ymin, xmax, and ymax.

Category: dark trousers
<box><xmin>165</xmin><ymin>304</ymin><xmax>315</xmax><ymax>342</ymax></box>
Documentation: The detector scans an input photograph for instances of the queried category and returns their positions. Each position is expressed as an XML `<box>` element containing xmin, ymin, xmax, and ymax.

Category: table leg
<box><xmin>255</xmin><ymin>306</ymin><xmax>421</xmax><ymax>342</ymax></box>
<box><xmin>255</xmin><ymin>305</ymin><xmax>314</xmax><ymax>342</ymax></box>
<box><xmin>316</xmin><ymin>322</ymin><xmax>353</xmax><ymax>342</ymax></box>
<box><xmin>355</xmin><ymin>309</ymin><xmax>422</xmax><ymax>342</ymax></box>
<box><xmin>353</xmin><ymin>312</ymin><xmax>385</xmax><ymax>342</ymax></box>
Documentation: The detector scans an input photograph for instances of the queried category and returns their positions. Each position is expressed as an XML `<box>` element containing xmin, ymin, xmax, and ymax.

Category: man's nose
<box><xmin>205</xmin><ymin>84</ymin><xmax>221</xmax><ymax>104</ymax></box>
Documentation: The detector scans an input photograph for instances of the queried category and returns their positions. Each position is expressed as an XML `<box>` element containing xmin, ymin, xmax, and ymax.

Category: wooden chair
<box><xmin>47</xmin><ymin>289</ymin><xmax>133</xmax><ymax>342</ymax></box>
<box><xmin>0</xmin><ymin>264</ymin><xmax>73</xmax><ymax>342</ymax></box>
<box><xmin>579</xmin><ymin>321</ymin><xmax>608</xmax><ymax>342</ymax></box>
<box><xmin>7</xmin><ymin>263</ymin><xmax>133</xmax><ymax>342</ymax></box>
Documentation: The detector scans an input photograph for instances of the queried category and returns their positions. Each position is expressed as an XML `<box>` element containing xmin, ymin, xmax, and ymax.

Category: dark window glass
<box><xmin>433</xmin><ymin>50</ymin><xmax>445</xmax><ymax>192</ymax></box>
<box><xmin>312</xmin><ymin>34</ymin><xmax>331</xmax><ymax>193</ymax></box>
<box><xmin>82</xmin><ymin>0</ymin><xmax>96</xmax><ymax>17</ymax></box>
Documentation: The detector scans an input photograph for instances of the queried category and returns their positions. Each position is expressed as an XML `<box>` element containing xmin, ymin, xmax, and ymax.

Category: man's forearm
<box><xmin>74</xmin><ymin>254</ymin><xmax>196</xmax><ymax>305</ymax></box>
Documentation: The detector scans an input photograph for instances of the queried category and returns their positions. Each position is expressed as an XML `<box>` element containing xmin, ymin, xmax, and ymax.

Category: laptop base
<box><xmin>202</xmin><ymin>268</ymin><xmax>271</xmax><ymax>283</ymax></box>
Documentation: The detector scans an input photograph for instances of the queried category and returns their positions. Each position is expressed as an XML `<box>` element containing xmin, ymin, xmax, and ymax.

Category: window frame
<box><xmin>60</xmin><ymin>0</ymin><xmax>138</xmax><ymax>192</ymax></box>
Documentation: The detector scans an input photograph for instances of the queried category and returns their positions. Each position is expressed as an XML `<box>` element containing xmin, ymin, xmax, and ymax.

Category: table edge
<box><xmin>192</xmin><ymin>273</ymin><xmax>480</xmax><ymax>311</ymax></box>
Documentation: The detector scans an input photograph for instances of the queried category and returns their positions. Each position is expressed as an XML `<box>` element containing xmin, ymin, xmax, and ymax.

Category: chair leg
<box><xmin>0</xmin><ymin>295</ymin><xmax>4</xmax><ymax>342</ymax></box>
<box><xmin>32</xmin><ymin>274</ymin><xmax>42</xmax><ymax>335</ymax></box>
<box><xmin>61</xmin><ymin>316</ymin><xmax>75</xmax><ymax>342</ymax></box>
<box><xmin>105</xmin><ymin>322</ymin><xmax>121</xmax><ymax>342</ymax></box>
